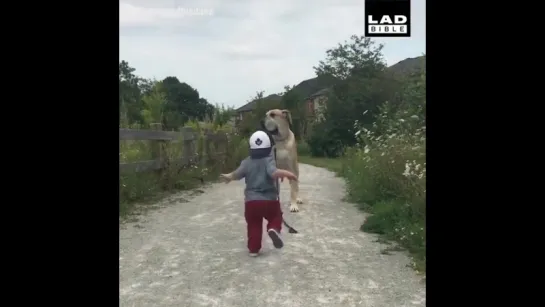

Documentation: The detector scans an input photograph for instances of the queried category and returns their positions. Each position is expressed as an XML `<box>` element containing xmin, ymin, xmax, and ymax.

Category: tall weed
<box><xmin>343</xmin><ymin>99</ymin><xmax>426</xmax><ymax>272</ymax></box>
<box><xmin>119</xmin><ymin>122</ymin><xmax>249</xmax><ymax>219</ymax></box>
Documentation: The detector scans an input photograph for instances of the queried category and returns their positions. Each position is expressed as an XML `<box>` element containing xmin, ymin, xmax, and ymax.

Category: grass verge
<box><xmin>120</xmin><ymin>127</ymin><xmax>249</xmax><ymax>221</ymax></box>
<box><xmin>299</xmin><ymin>154</ymin><xmax>425</xmax><ymax>273</ymax></box>
<box><xmin>298</xmin><ymin>155</ymin><xmax>344</xmax><ymax>175</ymax></box>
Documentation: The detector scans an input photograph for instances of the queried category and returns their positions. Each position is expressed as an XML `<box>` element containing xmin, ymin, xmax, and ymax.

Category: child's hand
<box><xmin>219</xmin><ymin>174</ymin><xmax>232</xmax><ymax>183</ymax></box>
<box><xmin>284</xmin><ymin>172</ymin><xmax>298</xmax><ymax>181</ymax></box>
<box><xmin>273</xmin><ymin>170</ymin><xmax>298</xmax><ymax>182</ymax></box>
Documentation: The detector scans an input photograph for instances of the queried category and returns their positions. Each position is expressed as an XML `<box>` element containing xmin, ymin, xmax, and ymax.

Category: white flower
<box><xmin>410</xmin><ymin>115</ymin><xmax>419</xmax><ymax>119</ymax></box>
<box><xmin>364</xmin><ymin>146</ymin><xmax>370</xmax><ymax>154</ymax></box>
<box><xmin>399</xmin><ymin>119</ymin><xmax>405</xmax><ymax>123</ymax></box>
<box><xmin>403</xmin><ymin>163</ymin><xmax>411</xmax><ymax>177</ymax></box>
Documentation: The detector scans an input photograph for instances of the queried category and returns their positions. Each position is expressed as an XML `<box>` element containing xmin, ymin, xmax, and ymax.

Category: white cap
<box><xmin>249</xmin><ymin>131</ymin><xmax>272</xmax><ymax>149</ymax></box>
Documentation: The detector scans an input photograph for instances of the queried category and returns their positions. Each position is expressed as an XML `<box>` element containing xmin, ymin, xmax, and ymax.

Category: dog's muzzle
<box><xmin>261</xmin><ymin>118</ymin><xmax>279</xmax><ymax>135</ymax></box>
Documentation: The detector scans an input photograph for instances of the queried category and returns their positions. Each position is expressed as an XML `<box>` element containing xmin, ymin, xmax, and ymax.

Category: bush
<box><xmin>302</xmin><ymin>62</ymin><xmax>427</xmax><ymax>271</ymax></box>
<box><xmin>119</xmin><ymin>124</ymin><xmax>249</xmax><ymax>218</ymax></box>
<box><xmin>306</xmin><ymin>122</ymin><xmax>346</xmax><ymax>158</ymax></box>
<box><xmin>341</xmin><ymin>72</ymin><xmax>426</xmax><ymax>271</ymax></box>
<box><xmin>297</xmin><ymin>141</ymin><xmax>311</xmax><ymax>156</ymax></box>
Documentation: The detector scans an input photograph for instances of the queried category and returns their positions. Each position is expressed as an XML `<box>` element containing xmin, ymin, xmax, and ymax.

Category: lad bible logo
<box><xmin>365</xmin><ymin>0</ymin><xmax>411</xmax><ymax>37</ymax></box>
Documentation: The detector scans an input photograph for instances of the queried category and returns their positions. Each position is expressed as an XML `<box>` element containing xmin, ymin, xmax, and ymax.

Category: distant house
<box><xmin>234</xmin><ymin>100</ymin><xmax>258</xmax><ymax>122</ymax></box>
<box><xmin>305</xmin><ymin>88</ymin><xmax>330</xmax><ymax>121</ymax></box>
<box><xmin>234</xmin><ymin>94</ymin><xmax>282</xmax><ymax>125</ymax></box>
<box><xmin>232</xmin><ymin>88</ymin><xmax>330</xmax><ymax>137</ymax></box>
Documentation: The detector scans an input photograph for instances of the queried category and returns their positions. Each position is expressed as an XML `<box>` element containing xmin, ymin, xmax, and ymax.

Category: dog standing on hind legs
<box><xmin>261</xmin><ymin>109</ymin><xmax>304</xmax><ymax>212</ymax></box>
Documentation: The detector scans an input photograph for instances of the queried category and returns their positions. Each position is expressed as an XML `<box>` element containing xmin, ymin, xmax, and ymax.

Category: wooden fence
<box><xmin>119</xmin><ymin>124</ymin><xmax>228</xmax><ymax>174</ymax></box>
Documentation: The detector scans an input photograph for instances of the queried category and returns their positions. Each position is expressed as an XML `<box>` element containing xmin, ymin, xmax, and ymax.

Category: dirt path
<box><xmin>119</xmin><ymin>163</ymin><xmax>426</xmax><ymax>307</ymax></box>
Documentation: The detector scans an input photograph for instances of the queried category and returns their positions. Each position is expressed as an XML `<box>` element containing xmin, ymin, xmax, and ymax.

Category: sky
<box><xmin>120</xmin><ymin>0</ymin><xmax>425</xmax><ymax>109</ymax></box>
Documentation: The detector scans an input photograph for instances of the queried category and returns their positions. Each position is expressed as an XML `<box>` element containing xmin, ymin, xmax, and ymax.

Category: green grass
<box><xmin>298</xmin><ymin>155</ymin><xmax>344</xmax><ymax>175</ymax></box>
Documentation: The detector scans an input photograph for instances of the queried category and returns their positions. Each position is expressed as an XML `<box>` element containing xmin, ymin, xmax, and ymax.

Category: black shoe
<box><xmin>268</xmin><ymin>229</ymin><xmax>284</xmax><ymax>249</ymax></box>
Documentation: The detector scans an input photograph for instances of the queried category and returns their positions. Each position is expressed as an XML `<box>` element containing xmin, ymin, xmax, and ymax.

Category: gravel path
<box><xmin>119</xmin><ymin>163</ymin><xmax>426</xmax><ymax>307</ymax></box>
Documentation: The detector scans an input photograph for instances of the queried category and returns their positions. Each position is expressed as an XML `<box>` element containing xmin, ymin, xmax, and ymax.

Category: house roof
<box><xmin>235</xmin><ymin>94</ymin><xmax>282</xmax><ymax>113</ymax></box>
<box><xmin>235</xmin><ymin>100</ymin><xmax>258</xmax><ymax>113</ymax></box>
<box><xmin>306</xmin><ymin>88</ymin><xmax>330</xmax><ymax>100</ymax></box>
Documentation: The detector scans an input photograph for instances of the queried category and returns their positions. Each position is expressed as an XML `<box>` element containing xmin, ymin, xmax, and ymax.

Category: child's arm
<box><xmin>272</xmin><ymin>169</ymin><xmax>298</xmax><ymax>181</ymax></box>
<box><xmin>265</xmin><ymin>156</ymin><xmax>298</xmax><ymax>181</ymax></box>
<box><xmin>220</xmin><ymin>159</ymin><xmax>248</xmax><ymax>183</ymax></box>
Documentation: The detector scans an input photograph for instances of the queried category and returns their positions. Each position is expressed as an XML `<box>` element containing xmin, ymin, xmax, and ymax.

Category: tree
<box><xmin>314</xmin><ymin>35</ymin><xmax>386</xmax><ymax>81</ymax></box>
<box><xmin>212</xmin><ymin>104</ymin><xmax>236</xmax><ymax>127</ymax></box>
<box><xmin>140</xmin><ymin>81</ymin><xmax>166</xmax><ymax>126</ymax></box>
<box><xmin>280</xmin><ymin>85</ymin><xmax>306</xmax><ymax>139</ymax></box>
<box><xmin>160</xmin><ymin>76</ymin><xmax>217</xmax><ymax>129</ymax></box>
<box><xmin>197</xmin><ymin>97</ymin><xmax>215</xmax><ymax>121</ymax></box>
<box><xmin>307</xmin><ymin>35</ymin><xmax>396</xmax><ymax>156</ymax></box>
<box><xmin>119</xmin><ymin>61</ymin><xmax>145</xmax><ymax>125</ymax></box>
<box><xmin>119</xmin><ymin>60</ymin><xmax>217</xmax><ymax>131</ymax></box>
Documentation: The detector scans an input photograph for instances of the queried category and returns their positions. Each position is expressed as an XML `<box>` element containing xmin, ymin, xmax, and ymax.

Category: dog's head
<box><xmin>260</xmin><ymin>109</ymin><xmax>292</xmax><ymax>141</ymax></box>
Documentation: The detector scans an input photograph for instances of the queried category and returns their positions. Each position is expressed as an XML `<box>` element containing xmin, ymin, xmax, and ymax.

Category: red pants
<box><xmin>244</xmin><ymin>200</ymin><xmax>283</xmax><ymax>253</ymax></box>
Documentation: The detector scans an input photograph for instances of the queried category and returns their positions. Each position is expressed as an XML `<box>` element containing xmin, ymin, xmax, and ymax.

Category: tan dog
<box><xmin>261</xmin><ymin>109</ymin><xmax>304</xmax><ymax>212</ymax></box>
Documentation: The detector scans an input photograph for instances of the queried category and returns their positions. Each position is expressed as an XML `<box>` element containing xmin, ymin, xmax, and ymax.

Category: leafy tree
<box><xmin>161</xmin><ymin>77</ymin><xmax>193</xmax><ymax>128</ymax></box>
<box><xmin>198</xmin><ymin>97</ymin><xmax>215</xmax><ymax>121</ymax></box>
<box><xmin>307</xmin><ymin>35</ymin><xmax>397</xmax><ymax>157</ymax></box>
<box><xmin>119</xmin><ymin>60</ymin><xmax>218</xmax><ymax>131</ymax></box>
<box><xmin>119</xmin><ymin>61</ymin><xmax>145</xmax><ymax>125</ymax></box>
<box><xmin>140</xmin><ymin>81</ymin><xmax>166</xmax><ymax>126</ymax></box>
<box><xmin>280</xmin><ymin>85</ymin><xmax>306</xmax><ymax>139</ymax></box>
<box><xmin>160</xmin><ymin>77</ymin><xmax>216</xmax><ymax>129</ymax></box>
<box><xmin>213</xmin><ymin>104</ymin><xmax>236</xmax><ymax>127</ymax></box>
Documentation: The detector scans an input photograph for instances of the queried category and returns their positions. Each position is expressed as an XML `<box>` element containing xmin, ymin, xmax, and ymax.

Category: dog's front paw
<box><xmin>296</xmin><ymin>197</ymin><xmax>303</xmax><ymax>204</ymax></box>
<box><xmin>289</xmin><ymin>203</ymin><xmax>300</xmax><ymax>212</ymax></box>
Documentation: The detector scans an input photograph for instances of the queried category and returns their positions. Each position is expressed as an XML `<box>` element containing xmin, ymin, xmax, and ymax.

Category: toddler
<box><xmin>220</xmin><ymin>130</ymin><xmax>297</xmax><ymax>256</ymax></box>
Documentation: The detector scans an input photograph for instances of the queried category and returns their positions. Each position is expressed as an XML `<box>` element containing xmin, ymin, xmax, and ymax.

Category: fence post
<box><xmin>204</xmin><ymin>132</ymin><xmax>212</xmax><ymax>166</ymax></box>
<box><xmin>150</xmin><ymin>123</ymin><xmax>164</xmax><ymax>170</ymax></box>
<box><xmin>199</xmin><ymin>130</ymin><xmax>206</xmax><ymax>170</ymax></box>
<box><xmin>180</xmin><ymin>127</ymin><xmax>194</xmax><ymax>167</ymax></box>
<box><xmin>219</xmin><ymin>133</ymin><xmax>227</xmax><ymax>172</ymax></box>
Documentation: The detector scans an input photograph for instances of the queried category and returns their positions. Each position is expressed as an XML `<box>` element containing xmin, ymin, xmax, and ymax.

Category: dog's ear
<box><xmin>281</xmin><ymin>109</ymin><xmax>292</xmax><ymax>126</ymax></box>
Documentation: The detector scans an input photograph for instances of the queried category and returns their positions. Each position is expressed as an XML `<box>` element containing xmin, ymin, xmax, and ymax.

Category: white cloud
<box><xmin>120</xmin><ymin>0</ymin><xmax>426</xmax><ymax>108</ymax></box>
